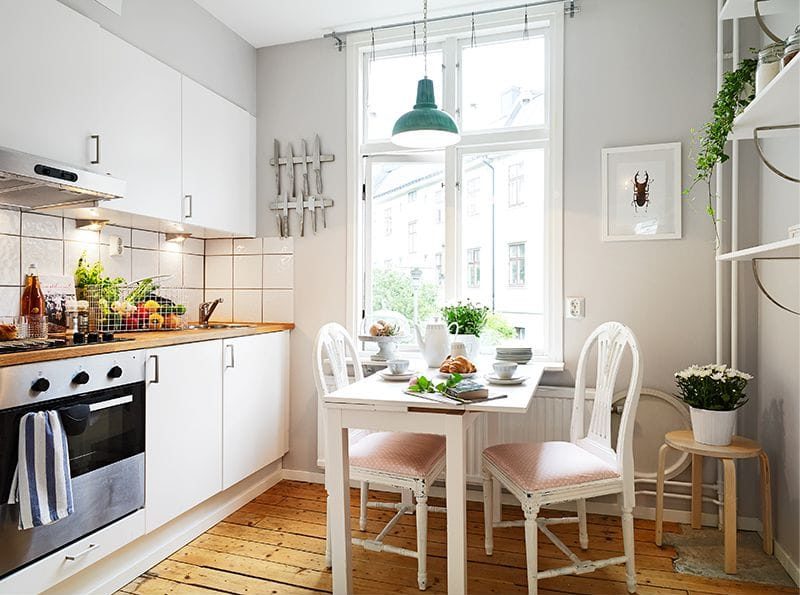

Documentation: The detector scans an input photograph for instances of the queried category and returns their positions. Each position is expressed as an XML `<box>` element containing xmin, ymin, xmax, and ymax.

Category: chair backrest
<box><xmin>312</xmin><ymin>322</ymin><xmax>364</xmax><ymax>400</ymax></box>
<box><xmin>569</xmin><ymin>322</ymin><xmax>643</xmax><ymax>483</ymax></box>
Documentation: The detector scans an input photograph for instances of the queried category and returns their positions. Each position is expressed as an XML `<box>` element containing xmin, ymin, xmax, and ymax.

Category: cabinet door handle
<box><xmin>90</xmin><ymin>134</ymin><xmax>101</xmax><ymax>165</ymax></box>
<box><xmin>65</xmin><ymin>543</ymin><xmax>100</xmax><ymax>561</ymax></box>
<box><xmin>148</xmin><ymin>354</ymin><xmax>160</xmax><ymax>384</ymax></box>
<box><xmin>184</xmin><ymin>194</ymin><xmax>193</xmax><ymax>219</ymax></box>
<box><xmin>225</xmin><ymin>344</ymin><xmax>235</xmax><ymax>369</ymax></box>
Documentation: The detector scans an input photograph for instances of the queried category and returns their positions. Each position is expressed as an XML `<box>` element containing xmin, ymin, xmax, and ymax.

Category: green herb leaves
<box><xmin>408</xmin><ymin>373</ymin><xmax>463</xmax><ymax>394</ymax></box>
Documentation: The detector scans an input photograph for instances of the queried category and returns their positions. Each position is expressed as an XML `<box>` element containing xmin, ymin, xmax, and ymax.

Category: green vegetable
<box><xmin>74</xmin><ymin>252</ymin><xmax>125</xmax><ymax>304</ymax></box>
<box><xmin>125</xmin><ymin>278</ymin><xmax>158</xmax><ymax>305</ymax></box>
<box><xmin>408</xmin><ymin>373</ymin><xmax>462</xmax><ymax>395</ymax></box>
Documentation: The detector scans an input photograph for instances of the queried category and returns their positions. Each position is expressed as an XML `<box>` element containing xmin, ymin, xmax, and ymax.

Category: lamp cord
<box><xmin>423</xmin><ymin>0</ymin><xmax>428</xmax><ymax>78</ymax></box>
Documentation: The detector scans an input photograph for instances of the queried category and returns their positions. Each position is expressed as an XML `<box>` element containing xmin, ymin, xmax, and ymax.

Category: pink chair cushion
<box><xmin>482</xmin><ymin>441</ymin><xmax>619</xmax><ymax>493</ymax></box>
<box><xmin>349</xmin><ymin>432</ymin><xmax>446</xmax><ymax>478</ymax></box>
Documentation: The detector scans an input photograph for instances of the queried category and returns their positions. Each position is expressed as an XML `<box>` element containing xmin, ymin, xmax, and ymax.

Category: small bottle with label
<box><xmin>20</xmin><ymin>264</ymin><xmax>47</xmax><ymax>339</ymax></box>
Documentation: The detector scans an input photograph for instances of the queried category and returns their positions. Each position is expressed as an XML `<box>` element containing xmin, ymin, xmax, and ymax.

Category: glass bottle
<box><xmin>20</xmin><ymin>264</ymin><xmax>47</xmax><ymax>338</ymax></box>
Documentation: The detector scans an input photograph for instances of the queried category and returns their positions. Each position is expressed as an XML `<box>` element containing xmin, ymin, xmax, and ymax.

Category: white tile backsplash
<box><xmin>205</xmin><ymin>255</ymin><xmax>233</xmax><ymax>289</ymax></box>
<box><xmin>21</xmin><ymin>213</ymin><xmax>62</xmax><ymax>240</ymax></box>
<box><xmin>262</xmin><ymin>254</ymin><xmax>294</xmax><ymax>289</ymax></box>
<box><xmin>262</xmin><ymin>289</ymin><xmax>294</xmax><ymax>322</ymax></box>
<box><xmin>100</xmin><ymin>247</ymin><xmax>132</xmax><ymax>281</ymax></box>
<box><xmin>233</xmin><ymin>290</ymin><xmax>262</xmax><ymax>322</ymax></box>
<box><xmin>100</xmin><ymin>225</ymin><xmax>132</xmax><ymax>247</ymax></box>
<box><xmin>64</xmin><ymin>241</ymin><xmax>99</xmax><ymax>276</ymax></box>
<box><xmin>205</xmin><ymin>239</ymin><xmax>232</xmax><ymax>256</ymax></box>
<box><xmin>64</xmin><ymin>219</ymin><xmax>100</xmax><ymax>243</ymax></box>
<box><xmin>202</xmin><ymin>289</ymin><xmax>232</xmax><ymax>322</ymax></box>
<box><xmin>0</xmin><ymin>287</ymin><xmax>19</xmax><ymax>316</ymax></box>
<box><xmin>233</xmin><ymin>238</ymin><xmax>261</xmax><ymax>255</ymax></box>
<box><xmin>183</xmin><ymin>254</ymin><xmax>204</xmax><ymax>289</ymax></box>
<box><xmin>0</xmin><ymin>235</ymin><xmax>20</xmax><ymax>285</ymax></box>
<box><xmin>0</xmin><ymin>210</ymin><xmax>20</xmax><ymax>235</ymax></box>
<box><xmin>21</xmin><ymin>237</ymin><xmax>63</xmax><ymax>280</ymax></box>
<box><xmin>131</xmin><ymin>229</ymin><xmax>159</xmax><ymax>250</ymax></box>
<box><xmin>158</xmin><ymin>250</ymin><xmax>182</xmax><ymax>282</ymax></box>
<box><xmin>262</xmin><ymin>237</ymin><xmax>294</xmax><ymax>254</ymax></box>
<box><xmin>233</xmin><ymin>255</ymin><xmax>262</xmax><ymax>289</ymax></box>
<box><xmin>183</xmin><ymin>237</ymin><xmax>205</xmax><ymax>256</ymax></box>
<box><xmin>131</xmin><ymin>248</ymin><xmax>159</xmax><ymax>281</ymax></box>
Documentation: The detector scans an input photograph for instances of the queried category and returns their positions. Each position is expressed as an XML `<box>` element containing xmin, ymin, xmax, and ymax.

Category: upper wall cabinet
<box><xmin>97</xmin><ymin>31</ymin><xmax>183</xmax><ymax>222</ymax></box>
<box><xmin>182</xmin><ymin>77</ymin><xmax>257</xmax><ymax>237</ymax></box>
<box><xmin>0</xmin><ymin>0</ymin><xmax>102</xmax><ymax>168</ymax></box>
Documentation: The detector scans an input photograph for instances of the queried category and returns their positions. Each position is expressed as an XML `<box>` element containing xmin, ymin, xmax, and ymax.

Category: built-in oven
<box><xmin>0</xmin><ymin>351</ymin><xmax>144</xmax><ymax>579</ymax></box>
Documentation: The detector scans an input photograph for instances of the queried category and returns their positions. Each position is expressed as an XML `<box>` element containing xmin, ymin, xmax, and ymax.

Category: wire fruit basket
<box><xmin>84</xmin><ymin>276</ymin><xmax>189</xmax><ymax>332</ymax></box>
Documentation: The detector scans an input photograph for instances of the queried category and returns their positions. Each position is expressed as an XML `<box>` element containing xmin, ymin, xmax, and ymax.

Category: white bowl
<box><xmin>492</xmin><ymin>361</ymin><xmax>518</xmax><ymax>379</ymax></box>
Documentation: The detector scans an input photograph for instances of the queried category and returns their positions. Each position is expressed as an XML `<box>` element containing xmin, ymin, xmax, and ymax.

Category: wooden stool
<box><xmin>654</xmin><ymin>430</ymin><xmax>773</xmax><ymax>574</ymax></box>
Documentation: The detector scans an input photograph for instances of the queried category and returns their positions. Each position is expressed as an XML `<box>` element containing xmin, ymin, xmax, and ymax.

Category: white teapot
<box><xmin>414</xmin><ymin>319</ymin><xmax>458</xmax><ymax>368</ymax></box>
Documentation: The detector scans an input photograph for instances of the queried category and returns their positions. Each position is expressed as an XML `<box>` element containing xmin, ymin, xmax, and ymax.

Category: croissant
<box><xmin>439</xmin><ymin>355</ymin><xmax>477</xmax><ymax>374</ymax></box>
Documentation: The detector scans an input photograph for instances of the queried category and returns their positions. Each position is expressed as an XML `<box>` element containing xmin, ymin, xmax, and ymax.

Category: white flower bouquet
<box><xmin>674</xmin><ymin>364</ymin><xmax>753</xmax><ymax>411</ymax></box>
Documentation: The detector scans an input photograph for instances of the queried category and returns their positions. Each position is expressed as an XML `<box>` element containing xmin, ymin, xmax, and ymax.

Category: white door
<box><xmin>222</xmin><ymin>331</ymin><xmax>289</xmax><ymax>489</ymax></box>
<box><xmin>145</xmin><ymin>341</ymin><xmax>223</xmax><ymax>532</ymax></box>
<box><xmin>181</xmin><ymin>76</ymin><xmax>256</xmax><ymax>236</ymax></box>
<box><xmin>97</xmin><ymin>30</ymin><xmax>182</xmax><ymax>221</ymax></box>
<box><xmin>0</xmin><ymin>0</ymin><xmax>101</xmax><ymax>167</ymax></box>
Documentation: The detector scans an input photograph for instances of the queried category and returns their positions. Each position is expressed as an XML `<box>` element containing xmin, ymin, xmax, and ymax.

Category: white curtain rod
<box><xmin>323</xmin><ymin>0</ymin><xmax>577</xmax><ymax>50</ymax></box>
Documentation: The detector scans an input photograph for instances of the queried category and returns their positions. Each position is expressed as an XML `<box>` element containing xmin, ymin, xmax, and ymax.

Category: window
<box><xmin>353</xmin><ymin>8</ymin><xmax>563</xmax><ymax>360</ymax></box>
<box><xmin>508</xmin><ymin>242</ymin><xmax>526</xmax><ymax>286</ymax></box>
<box><xmin>384</xmin><ymin>208</ymin><xmax>393</xmax><ymax>235</ymax></box>
<box><xmin>467</xmin><ymin>248</ymin><xmax>481</xmax><ymax>288</ymax></box>
<box><xmin>408</xmin><ymin>220</ymin><xmax>418</xmax><ymax>253</ymax></box>
<box><xmin>508</xmin><ymin>162</ymin><xmax>524</xmax><ymax>206</ymax></box>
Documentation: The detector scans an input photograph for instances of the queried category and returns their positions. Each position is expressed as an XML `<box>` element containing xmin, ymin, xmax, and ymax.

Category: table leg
<box><xmin>759</xmin><ymin>451</ymin><xmax>773</xmax><ymax>556</ymax></box>
<box><xmin>655</xmin><ymin>443</ymin><xmax>669</xmax><ymax>546</ymax></box>
<box><xmin>485</xmin><ymin>412</ymin><xmax>502</xmax><ymax>522</ymax></box>
<box><xmin>722</xmin><ymin>458</ymin><xmax>737</xmax><ymax>574</ymax></box>
<box><xmin>445</xmin><ymin>415</ymin><xmax>467</xmax><ymax>594</ymax></box>
<box><xmin>691</xmin><ymin>454</ymin><xmax>703</xmax><ymax>529</ymax></box>
<box><xmin>325</xmin><ymin>407</ymin><xmax>353</xmax><ymax>594</ymax></box>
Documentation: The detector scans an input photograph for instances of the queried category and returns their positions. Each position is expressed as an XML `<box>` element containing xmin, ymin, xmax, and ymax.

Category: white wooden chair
<box><xmin>481</xmin><ymin>321</ymin><xmax>643</xmax><ymax>594</ymax></box>
<box><xmin>313</xmin><ymin>322</ymin><xmax>446</xmax><ymax>591</ymax></box>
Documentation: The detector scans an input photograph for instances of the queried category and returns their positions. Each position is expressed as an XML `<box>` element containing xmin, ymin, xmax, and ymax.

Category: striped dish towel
<box><xmin>7</xmin><ymin>411</ymin><xmax>74</xmax><ymax>530</ymax></box>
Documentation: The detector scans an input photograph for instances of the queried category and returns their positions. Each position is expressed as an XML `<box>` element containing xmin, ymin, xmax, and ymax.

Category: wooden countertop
<box><xmin>0</xmin><ymin>323</ymin><xmax>295</xmax><ymax>367</ymax></box>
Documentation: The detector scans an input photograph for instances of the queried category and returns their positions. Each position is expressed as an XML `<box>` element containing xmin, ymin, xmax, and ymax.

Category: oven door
<box><xmin>0</xmin><ymin>382</ymin><xmax>145</xmax><ymax>578</ymax></box>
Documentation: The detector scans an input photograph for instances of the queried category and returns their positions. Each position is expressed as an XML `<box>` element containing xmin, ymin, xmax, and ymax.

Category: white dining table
<box><xmin>323</xmin><ymin>363</ymin><xmax>545</xmax><ymax>594</ymax></box>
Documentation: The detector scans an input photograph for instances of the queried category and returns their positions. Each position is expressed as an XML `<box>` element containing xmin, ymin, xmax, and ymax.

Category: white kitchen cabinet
<box><xmin>97</xmin><ymin>30</ymin><xmax>183</xmax><ymax>221</ymax></box>
<box><xmin>222</xmin><ymin>331</ymin><xmax>289</xmax><ymax>489</ymax></box>
<box><xmin>0</xmin><ymin>0</ymin><xmax>101</xmax><ymax>168</ymax></box>
<box><xmin>144</xmin><ymin>340</ymin><xmax>223</xmax><ymax>532</ymax></box>
<box><xmin>181</xmin><ymin>76</ymin><xmax>257</xmax><ymax>236</ymax></box>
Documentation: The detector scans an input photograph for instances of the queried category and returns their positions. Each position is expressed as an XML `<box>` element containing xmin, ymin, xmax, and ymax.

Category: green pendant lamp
<box><xmin>391</xmin><ymin>0</ymin><xmax>460</xmax><ymax>149</ymax></box>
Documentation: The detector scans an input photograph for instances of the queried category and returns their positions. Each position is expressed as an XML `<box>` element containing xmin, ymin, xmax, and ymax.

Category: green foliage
<box><xmin>441</xmin><ymin>300</ymin><xmax>489</xmax><ymax>336</ymax></box>
<box><xmin>674</xmin><ymin>364</ymin><xmax>752</xmax><ymax>411</ymax></box>
<box><xmin>686</xmin><ymin>58</ymin><xmax>757</xmax><ymax>232</ymax></box>
<box><xmin>408</xmin><ymin>373</ymin><xmax>462</xmax><ymax>395</ymax></box>
<box><xmin>485</xmin><ymin>313</ymin><xmax>514</xmax><ymax>340</ymax></box>
<box><xmin>371</xmin><ymin>268</ymin><xmax>440</xmax><ymax>322</ymax></box>
<box><xmin>74</xmin><ymin>252</ymin><xmax>126</xmax><ymax>304</ymax></box>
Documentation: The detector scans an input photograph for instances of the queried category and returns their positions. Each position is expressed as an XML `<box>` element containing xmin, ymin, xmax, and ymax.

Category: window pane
<box><xmin>369</xmin><ymin>160</ymin><xmax>445</xmax><ymax>334</ymax></box>
<box><xmin>460</xmin><ymin>149</ymin><xmax>546</xmax><ymax>352</ymax></box>
<box><xmin>461</xmin><ymin>36</ymin><xmax>546</xmax><ymax>132</ymax></box>
<box><xmin>366</xmin><ymin>51</ymin><xmax>444</xmax><ymax>142</ymax></box>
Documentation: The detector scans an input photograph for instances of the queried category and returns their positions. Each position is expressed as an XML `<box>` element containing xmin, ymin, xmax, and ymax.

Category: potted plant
<box><xmin>441</xmin><ymin>300</ymin><xmax>489</xmax><ymax>359</ymax></box>
<box><xmin>674</xmin><ymin>364</ymin><xmax>753</xmax><ymax>446</ymax></box>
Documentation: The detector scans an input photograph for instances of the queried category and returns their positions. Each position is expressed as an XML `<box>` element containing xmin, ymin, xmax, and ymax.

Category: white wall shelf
<box><xmin>719</xmin><ymin>0</ymin><xmax>795</xmax><ymax>20</ymax></box>
<box><xmin>717</xmin><ymin>237</ymin><xmax>800</xmax><ymax>261</ymax></box>
<box><xmin>730</xmin><ymin>57</ymin><xmax>799</xmax><ymax>140</ymax></box>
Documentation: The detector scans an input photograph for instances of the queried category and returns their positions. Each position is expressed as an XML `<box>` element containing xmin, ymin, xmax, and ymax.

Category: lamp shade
<box><xmin>391</xmin><ymin>78</ymin><xmax>460</xmax><ymax>149</ymax></box>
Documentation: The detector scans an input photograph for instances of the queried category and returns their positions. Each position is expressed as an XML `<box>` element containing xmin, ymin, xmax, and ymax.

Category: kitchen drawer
<box><xmin>0</xmin><ymin>509</ymin><xmax>145</xmax><ymax>594</ymax></box>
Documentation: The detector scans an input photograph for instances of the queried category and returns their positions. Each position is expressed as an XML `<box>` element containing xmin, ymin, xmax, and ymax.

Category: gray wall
<box><xmin>256</xmin><ymin>0</ymin><xmax>720</xmax><ymax>476</ymax></box>
<box><xmin>58</xmin><ymin>0</ymin><xmax>257</xmax><ymax>114</ymax></box>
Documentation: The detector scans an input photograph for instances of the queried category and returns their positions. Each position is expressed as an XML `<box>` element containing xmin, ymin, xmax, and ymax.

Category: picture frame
<box><xmin>601</xmin><ymin>142</ymin><xmax>682</xmax><ymax>241</ymax></box>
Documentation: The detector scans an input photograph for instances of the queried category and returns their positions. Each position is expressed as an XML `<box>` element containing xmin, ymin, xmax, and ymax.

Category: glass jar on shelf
<box><xmin>782</xmin><ymin>26</ymin><xmax>800</xmax><ymax>69</ymax></box>
<box><xmin>756</xmin><ymin>42</ymin><xmax>784</xmax><ymax>95</ymax></box>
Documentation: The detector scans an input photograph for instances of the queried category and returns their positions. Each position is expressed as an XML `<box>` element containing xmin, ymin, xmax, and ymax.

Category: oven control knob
<box><xmin>72</xmin><ymin>371</ymin><xmax>90</xmax><ymax>385</ymax></box>
<box><xmin>31</xmin><ymin>377</ymin><xmax>50</xmax><ymax>393</ymax></box>
<box><xmin>107</xmin><ymin>365</ymin><xmax>123</xmax><ymax>379</ymax></box>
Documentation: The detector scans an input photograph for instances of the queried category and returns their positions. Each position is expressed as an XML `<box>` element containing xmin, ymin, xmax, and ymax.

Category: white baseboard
<box><xmin>46</xmin><ymin>465</ymin><xmax>283</xmax><ymax>595</ymax></box>
<box><xmin>774</xmin><ymin>538</ymin><xmax>800</xmax><ymax>586</ymax></box>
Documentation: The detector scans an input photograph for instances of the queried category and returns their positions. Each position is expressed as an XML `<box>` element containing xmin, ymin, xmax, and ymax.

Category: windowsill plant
<box><xmin>674</xmin><ymin>364</ymin><xmax>753</xmax><ymax>446</ymax></box>
<box><xmin>441</xmin><ymin>300</ymin><xmax>490</xmax><ymax>361</ymax></box>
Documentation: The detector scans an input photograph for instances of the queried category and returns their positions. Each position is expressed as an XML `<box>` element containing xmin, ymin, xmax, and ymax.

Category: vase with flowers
<box><xmin>674</xmin><ymin>364</ymin><xmax>753</xmax><ymax>446</ymax></box>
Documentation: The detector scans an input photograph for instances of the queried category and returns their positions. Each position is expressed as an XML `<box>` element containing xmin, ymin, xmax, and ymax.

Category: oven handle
<box><xmin>65</xmin><ymin>542</ymin><xmax>100</xmax><ymax>561</ymax></box>
<box><xmin>88</xmin><ymin>395</ymin><xmax>133</xmax><ymax>412</ymax></box>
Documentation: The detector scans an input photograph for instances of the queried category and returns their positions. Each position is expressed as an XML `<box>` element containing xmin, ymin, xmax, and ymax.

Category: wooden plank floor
<box><xmin>119</xmin><ymin>480</ymin><xmax>798</xmax><ymax>595</ymax></box>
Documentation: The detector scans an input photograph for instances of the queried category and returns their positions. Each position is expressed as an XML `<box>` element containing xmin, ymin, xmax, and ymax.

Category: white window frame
<box><xmin>345</xmin><ymin>6</ymin><xmax>564</xmax><ymax>364</ymax></box>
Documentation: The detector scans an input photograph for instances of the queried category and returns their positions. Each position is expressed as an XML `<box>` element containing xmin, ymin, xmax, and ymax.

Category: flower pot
<box><xmin>689</xmin><ymin>407</ymin><xmax>737</xmax><ymax>446</ymax></box>
<box><xmin>453</xmin><ymin>333</ymin><xmax>480</xmax><ymax>360</ymax></box>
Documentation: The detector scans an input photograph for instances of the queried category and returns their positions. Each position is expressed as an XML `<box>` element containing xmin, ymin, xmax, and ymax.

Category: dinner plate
<box><xmin>485</xmin><ymin>374</ymin><xmax>527</xmax><ymax>385</ymax></box>
<box><xmin>379</xmin><ymin>370</ymin><xmax>416</xmax><ymax>382</ymax></box>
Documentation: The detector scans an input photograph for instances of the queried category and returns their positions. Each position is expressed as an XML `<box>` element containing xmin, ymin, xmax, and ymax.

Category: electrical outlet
<box><xmin>566</xmin><ymin>297</ymin><xmax>585</xmax><ymax>319</ymax></box>
<box><xmin>108</xmin><ymin>235</ymin><xmax>124</xmax><ymax>257</ymax></box>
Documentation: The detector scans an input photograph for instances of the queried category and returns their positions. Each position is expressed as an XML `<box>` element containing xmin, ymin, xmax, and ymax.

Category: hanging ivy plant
<box><xmin>686</xmin><ymin>57</ymin><xmax>757</xmax><ymax>234</ymax></box>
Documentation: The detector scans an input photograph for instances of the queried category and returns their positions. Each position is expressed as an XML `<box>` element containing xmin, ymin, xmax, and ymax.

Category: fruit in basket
<box><xmin>163</xmin><ymin>313</ymin><xmax>181</xmax><ymax>329</ymax></box>
<box><xmin>143</xmin><ymin>300</ymin><xmax>161</xmax><ymax>313</ymax></box>
<box><xmin>148</xmin><ymin>313</ymin><xmax>164</xmax><ymax>330</ymax></box>
<box><xmin>369</xmin><ymin>319</ymin><xmax>398</xmax><ymax>337</ymax></box>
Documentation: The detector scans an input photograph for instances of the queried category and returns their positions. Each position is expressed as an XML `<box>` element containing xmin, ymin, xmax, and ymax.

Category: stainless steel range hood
<box><xmin>0</xmin><ymin>146</ymin><xmax>125</xmax><ymax>210</ymax></box>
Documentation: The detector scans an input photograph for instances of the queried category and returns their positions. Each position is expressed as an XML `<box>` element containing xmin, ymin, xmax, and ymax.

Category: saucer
<box><xmin>380</xmin><ymin>370</ymin><xmax>415</xmax><ymax>382</ymax></box>
<box><xmin>436</xmin><ymin>371</ymin><xmax>477</xmax><ymax>380</ymax></box>
<box><xmin>485</xmin><ymin>374</ymin><xmax>527</xmax><ymax>385</ymax></box>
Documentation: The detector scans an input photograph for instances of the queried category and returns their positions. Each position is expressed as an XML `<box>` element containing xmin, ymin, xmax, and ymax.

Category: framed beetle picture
<box><xmin>601</xmin><ymin>142</ymin><xmax>682</xmax><ymax>241</ymax></box>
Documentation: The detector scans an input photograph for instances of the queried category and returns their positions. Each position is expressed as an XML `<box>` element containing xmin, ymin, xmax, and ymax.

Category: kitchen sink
<box><xmin>186</xmin><ymin>323</ymin><xmax>256</xmax><ymax>330</ymax></box>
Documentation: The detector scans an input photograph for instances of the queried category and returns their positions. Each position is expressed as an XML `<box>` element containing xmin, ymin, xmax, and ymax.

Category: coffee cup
<box><xmin>387</xmin><ymin>359</ymin><xmax>410</xmax><ymax>375</ymax></box>
<box><xmin>492</xmin><ymin>361</ymin><xmax>518</xmax><ymax>379</ymax></box>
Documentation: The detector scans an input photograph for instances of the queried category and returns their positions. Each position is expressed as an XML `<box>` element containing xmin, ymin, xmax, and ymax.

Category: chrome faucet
<box><xmin>198</xmin><ymin>298</ymin><xmax>223</xmax><ymax>326</ymax></box>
